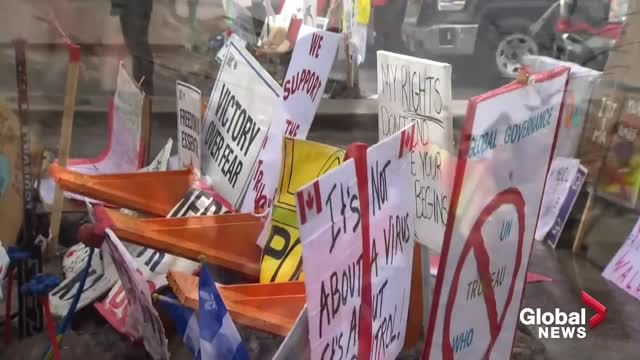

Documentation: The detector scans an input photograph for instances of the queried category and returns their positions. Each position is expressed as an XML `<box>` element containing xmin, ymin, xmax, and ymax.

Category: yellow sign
<box><xmin>260</xmin><ymin>138</ymin><xmax>344</xmax><ymax>283</ymax></box>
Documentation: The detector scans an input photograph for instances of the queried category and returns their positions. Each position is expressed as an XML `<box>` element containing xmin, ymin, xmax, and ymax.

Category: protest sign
<box><xmin>242</xmin><ymin>26</ymin><xmax>340</xmax><ymax>214</ymax></box>
<box><xmin>598</xmin><ymin>92</ymin><xmax>640</xmax><ymax>208</ymax></box>
<box><xmin>102</xmin><ymin>228</ymin><xmax>169</xmax><ymax>360</ymax></box>
<box><xmin>296</xmin><ymin>124</ymin><xmax>416</xmax><ymax>360</ymax></box>
<box><xmin>39</xmin><ymin>62</ymin><xmax>145</xmax><ymax>204</ymax></box>
<box><xmin>366</xmin><ymin>125</ymin><xmax>416</xmax><ymax>359</ymax></box>
<box><xmin>602</xmin><ymin>217</ymin><xmax>640</xmax><ymax>301</ymax></box>
<box><xmin>201</xmin><ymin>39</ymin><xmax>280</xmax><ymax>209</ymax></box>
<box><xmin>176</xmin><ymin>81</ymin><xmax>202</xmax><ymax>170</ymax></box>
<box><xmin>535</xmin><ymin>157</ymin><xmax>582</xmax><ymax>240</ymax></box>
<box><xmin>377</xmin><ymin>51</ymin><xmax>453</xmax><ymax>252</ymax></box>
<box><xmin>259</xmin><ymin>138</ymin><xmax>345</xmax><ymax>283</ymax></box>
<box><xmin>296</xmin><ymin>158</ymin><xmax>363</xmax><ymax>360</ymax></box>
<box><xmin>577</xmin><ymin>83</ymin><xmax>625</xmax><ymax>184</ymax></box>
<box><xmin>423</xmin><ymin>67</ymin><xmax>569</xmax><ymax>359</ymax></box>
<box><xmin>523</xmin><ymin>56</ymin><xmax>601</xmax><ymax>158</ymax></box>
<box><xmin>545</xmin><ymin>165</ymin><xmax>587</xmax><ymax>248</ymax></box>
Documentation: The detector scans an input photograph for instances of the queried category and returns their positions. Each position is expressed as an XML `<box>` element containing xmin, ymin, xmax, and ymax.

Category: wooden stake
<box><xmin>572</xmin><ymin>190</ymin><xmax>594</xmax><ymax>254</ymax></box>
<box><xmin>141</xmin><ymin>96</ymin><xmax>152</xmax><ymax>166</ymax></box>
<box><xmin>403</xmin><ymin>244</ymin><xmax>424</xmax><ymax>349</ymax></box>
<box><xmin>48</xmin><ymin>43</ymin><xmax>81</xmax><ymax>256</ymax></box>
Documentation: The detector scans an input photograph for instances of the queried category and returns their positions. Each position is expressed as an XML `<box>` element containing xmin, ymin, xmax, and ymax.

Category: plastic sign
<box><xmin>523</xmin><ymin>56</ymin><xmax>600</xmax><ymax>158</ymax></box>
<box><xmin>377</xmin><ymin>51</ymin><xmax>453</xmax><ymax>252</ymax></box>
<box><xmin>176</xmin><ymin>81</ymin><xmax>202</xmax><ymax>170</ymax></box>
<box><xmin>423</xmin><ymin>67</ymin><xmax>569</xmax><ymax>359</ymax></box>
<box><xmin>544</xmin><ymin>165</ymin><xmax>587</xmax><ymax>248</ymax></box>
<box><xmin>535</xmin><ymin>157</ymin><xmax>582</xmax><ymax>240</ymax></box>
<box><xmin>296</xmin><ymin>124</ymin><xmax>416</xmax><ymax>360</ymax></box>
<box><xmin>201</xmin><ymin>39</ymin><xmax>280</xmax><ymax>209</ymax></box>
<box><xmin>260</xmin><ymin>138</ymin><xmax>345</xmax><ymax>283</ymax></box>
<box><xmin>243</xmin><ymin>26</ymin><xmax>340</xmax><ymax>215</ymax></box>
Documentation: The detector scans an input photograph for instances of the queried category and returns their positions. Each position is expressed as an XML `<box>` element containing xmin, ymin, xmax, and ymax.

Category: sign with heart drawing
<box><xmin>423</xmin><ymin>67</ymin><xmax>569</xmax><ymax>359</ymax></box>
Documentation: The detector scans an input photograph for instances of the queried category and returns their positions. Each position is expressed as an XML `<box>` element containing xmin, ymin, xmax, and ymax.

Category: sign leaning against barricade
<box><xmin>423</xmin><ymin>67</ymin><xmax>569</xmax><ymax>359</ymax></box>
<box><xmin>201</xmin><ymin>38</ymin><xmax>281</xmax><ymax>208</ymax></box>
<box><xmin>296</xmin><ymin>124</ymin><xmax>417</xmax><ymax>359</ymax></box>
<box><xmin>377</xmin><ymin>51</ymin><xmax>453</xmax><ymax>252</ymax></box>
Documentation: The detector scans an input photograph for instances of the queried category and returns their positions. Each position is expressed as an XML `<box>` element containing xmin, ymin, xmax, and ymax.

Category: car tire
<box><xmin>480</xmin><ymin>17</ymin><xmax>540</xmax><ymax>79</ymax></box>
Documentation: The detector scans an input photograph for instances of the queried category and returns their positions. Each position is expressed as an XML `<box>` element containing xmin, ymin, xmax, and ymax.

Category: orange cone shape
<box><xmin>102</xmin><ymin>208</ymin><xmax>264</xmax><ymax>278</ymax></box>
<box><xmin>168</xmin><ymin>271</ymin><xmax>305</xmax><ymax>336</ymax></box>
<box><xmin>49</xmin><ymin>163</ymin><xmax>194</xmax><ymax>217</ymax></box>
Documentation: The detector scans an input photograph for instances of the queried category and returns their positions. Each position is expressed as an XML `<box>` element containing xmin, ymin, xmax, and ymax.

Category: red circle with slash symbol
<box><xmin>442</xmin><ymin>188</ymin><xmax>525</xmax><ymax>360</ymax></box>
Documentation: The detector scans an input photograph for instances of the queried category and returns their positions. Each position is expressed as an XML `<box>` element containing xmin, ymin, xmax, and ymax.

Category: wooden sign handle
<box><xmin>48</xmin><ymin>41</ymin><xmax>81</xmax><ymax>256</ymax></box>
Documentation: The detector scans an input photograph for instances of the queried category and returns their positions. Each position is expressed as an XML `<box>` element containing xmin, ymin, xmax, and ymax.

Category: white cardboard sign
<box><xmin>242</xmin><ymin>25</ymin><xmax>340</xmax><ymax>214</ymax></box>
<box><xmin>103</xmin><ymin>228</ymin><xmax>169</xmax><ymax>360</ymax></box>
<box><xmin>176</xmin><ymin>81</ymin><xmax>202</xmax><ymax>170</ymax></box>
<box><xmin>377</xmin><ymin>51</ymin><xmax>453</xmax><ymax>252</ymax></box>
<box><xmin>297</xmin><ymin>158</ymin><xmax>363</xmax><ymax>360</ymax></box>
<box><xmin>366</xmin><ymin>125</ymin><xmax>416</xmax><ymax>359</ymax></box>
<box><xmin>201</xmin><ymin>39</ymin><xmax>280</xmax><ymax>208</ymax></box>
<box><xmin>424</xmin><ymin>68</ymin><xmax>569</xmax><ymax>359</ymax></box>
<box><xmin>602</xmin><ymin>218</ymin><xmax>640</xmax><ymax>301</ymax></box>
<box><xmin>296</xmin><ymin>124</ymin><xmax>416</xmax><ymax>360</ymax></box>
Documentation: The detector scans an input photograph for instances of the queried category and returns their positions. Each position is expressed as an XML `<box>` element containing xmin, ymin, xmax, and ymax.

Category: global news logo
<box><xmin>519</xmin><ymin>291</ymin><xmax>606</xmax><ymax>339</ymax></box>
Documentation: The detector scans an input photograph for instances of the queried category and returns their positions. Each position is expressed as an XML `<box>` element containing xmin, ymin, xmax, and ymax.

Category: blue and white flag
<box><xmin>199</xmin><ymin>266</ymin><xmax>249</xmax><ymax>360</ymax></box>
<box><xmin>159</xmin><ymin>294</ymin><xmax>201</xmax><ymax>358</ymax></box>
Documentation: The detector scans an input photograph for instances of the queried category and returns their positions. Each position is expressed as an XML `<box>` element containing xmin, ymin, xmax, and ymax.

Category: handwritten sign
<box><xmin>297</xmin><ymin>158</ymin><xmax>363</xmax><ymax>360</ymax></box>
<box><xmin>535</xmin><ymin>157</ymin><xmax>581</xmax><ymax>240</ymax></box>
<box><xmin>577</xmin><ymin>83</ymin><xmax>625</xmax><ymax>184</ymax></box>
<box><xmin>176</xmin><ymin>81</ymin><xmax>202</xmax><ymax>170</ymax></box>
<box><xmin>242</xmin><ymin>26</ymin><xmax>340</xmax><ymax>214</ymax></box>
<box><xmin>602</xmin><ymin>217</ymin><xmax>640</xmax><ymax>301</ymax></box>
<box><xmin>377</xmin><ymin>51</ymin><xmax>453</xmax><ymax>252</ymax></box>
<box><xmin>366</xmin><ymin>125</ymin><xmax>416</xmax><ymax>359</ymax></box>
<box><xmin>423</xmin><ymin>68</ymin><xmax>569</xmax><ymax>359</ymax></box>
<box><xmin>102</xmin><ymin>228</ymin><xmax>169</xmax><ymax>360</ymax></box>
<box><xmin>598</xmin><ymin>91</ymin><xmax>640</xmax><ymax>208</ymax></box>
<box><xmin>523</xmin><ymin>56</ymin><xmax>601</xmax><ymax>158</ymax></box>
<box><xmin>296</xmin><ymin>124</ymin><xmax>416</xmax><ymax>359</ymax></box>
<box><xmin>260</xmin><ymin>138</ymin><xmax>345</xmax><ymax>283</ymax></box>
<box><xmin>201</xmin><ymin>39</ymin><xmax>280</xmax><ymax>208</ymax></box>
<box><xmin>545</xmin><ymin>165</ymin><xmax>587</xmax><ymax>248</ymax></box>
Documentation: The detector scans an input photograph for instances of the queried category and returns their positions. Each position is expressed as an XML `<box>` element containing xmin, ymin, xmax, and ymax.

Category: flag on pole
<box><xmin>198</xmin><ymin>266</ymin><xmax>248</xmax><ymax>360</ymax></box>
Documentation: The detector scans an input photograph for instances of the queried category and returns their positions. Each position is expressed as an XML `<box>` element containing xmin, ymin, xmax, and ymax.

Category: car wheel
<box><xmin>484</xmin><ymin>18</ymin><xmax>539</xmax><ymax>79</ymax></box>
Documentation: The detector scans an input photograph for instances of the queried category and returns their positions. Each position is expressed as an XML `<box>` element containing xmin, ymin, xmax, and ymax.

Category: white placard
<box><xmin>242</xmin><ymin>26</ymin><xmax>340</xmax><ymax>214</ymax></box>
<box><xmin>296</xmin><ymin>124</ymin><xmax>416</xmax><ymax>360</ymax></box>
<box><xmin>366</xmin><ymin>125</ymin><xmax>416</xmax><ymax>359</ymax></box>
<box><xmin>377</xmin><ymin>51</ymin><xmax>454</xmax><ymax>252</ymax></box>
<box><xmin>535</xmin><ymin>157</ymin><xmax>581</xmax><ymax>240</ymax></box>
<box><xmin>523</xmin><ymin>56</ymin><xmax>601</xmax><ymax>158</ymax></box>
<box><xmin>201</xmin><ymin>39</ymin><xmax>280</xmax><ymax>208</ymax></box>
<box><xmin>176</xmin><ymin>81</ymin><xmax>202</xmax><ymax>170</ymax></box>
<box><xmin>603</xmin><ymin>217</ymin><xmax>640</xmax><ymax>302</ymax></box>
<box><xmin>424</xmin><ymin>68</ymin><xmax>569</xmax><ymax>359</ymax></box>
<box><xmin>297</xmin><ymin>159</ymin><xmax>362</xmax><ymax>360</ymax></box>
<box><xmin>103</xmin><ymin>228</ymin><xmax>169</xmax><ymax>360</ymax></box>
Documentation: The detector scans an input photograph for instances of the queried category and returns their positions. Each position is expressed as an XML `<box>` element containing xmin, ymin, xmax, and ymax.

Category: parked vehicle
<box><xmin>402</xmin><ymin>0</ymin><xmax>558</xmax><ymax>78</ymax></box>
